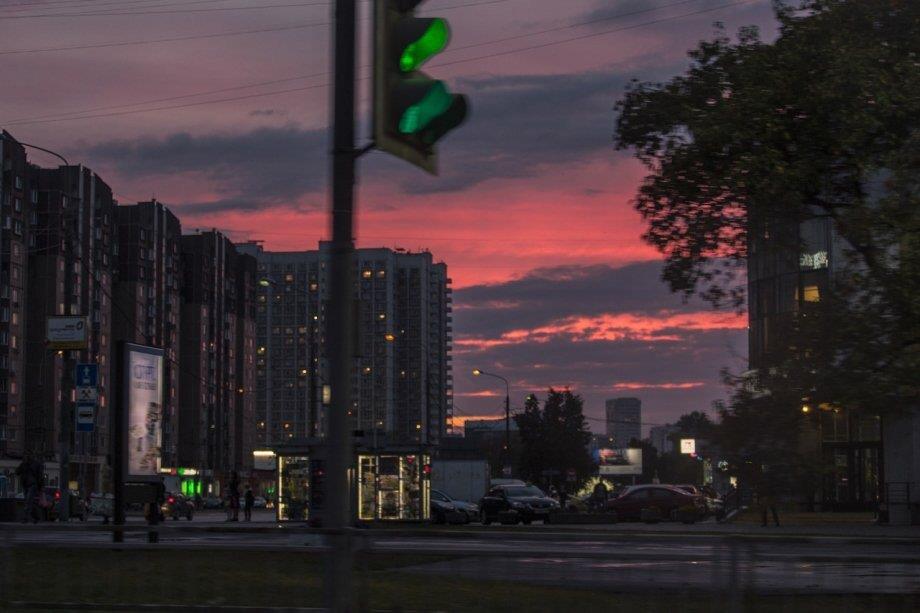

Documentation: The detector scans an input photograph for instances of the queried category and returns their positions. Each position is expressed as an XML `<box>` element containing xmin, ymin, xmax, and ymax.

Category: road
<box><xmin>3</xmin><ymin>519</ymin><xmax>919</xmax><ymax>595</ymax></box>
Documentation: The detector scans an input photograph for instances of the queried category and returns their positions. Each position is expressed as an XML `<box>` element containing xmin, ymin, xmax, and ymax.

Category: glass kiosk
<box><xmin>274</xmin><ymin>446</ymin><xmax>430</xmax><ymax>522</ymax></box>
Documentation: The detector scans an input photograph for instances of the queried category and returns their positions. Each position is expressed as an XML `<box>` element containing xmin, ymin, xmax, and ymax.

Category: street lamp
<box><xmin>473</xmin><ymin>368</ymin><xmax>512</xmax><ymax>477</ymax></box>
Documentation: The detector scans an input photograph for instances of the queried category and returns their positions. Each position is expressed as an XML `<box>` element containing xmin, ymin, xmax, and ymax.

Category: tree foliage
<box><xmin>614</xmin><ymin>0</ymin><xmax>920</xmax><ymax>412</ymax></box>
<box><xmin>513</xmin><ymin>389</ymin><xmax>595</xmax><ymax>490</ymax></box>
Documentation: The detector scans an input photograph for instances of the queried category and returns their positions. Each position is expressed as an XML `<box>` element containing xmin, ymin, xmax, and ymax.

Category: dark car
<box><xmin>431</xmin><ymin>489</ymin><xmax>478</xmax><ymax>524</ymax></box>
<box><xmin>605</xmin><ymin>485</ymin><xmax>705</xmax><ymax>522</ymax></box>
<box><xmin>479</xmin><ymin>484</ymin><xmax>559</xmax><ymax>525</ymax></box>
<box><xmin>161</xmin><ymin>493</ymin><xmax>194</xmax><ymax>521</ymax></box>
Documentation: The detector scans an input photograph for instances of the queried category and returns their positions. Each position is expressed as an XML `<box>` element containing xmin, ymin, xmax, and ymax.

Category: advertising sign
<box><xmin>596</xmin><ymin>448</ymin><xmax>642</xmax><ymax>475</ymax></box>
<box><xmin>47</xmin><ymin>316</ymin><xmax>88</xmax><ymax>350</ymax></box>
<box><xmin>680</xmin><ymin>438</ymin><xmax>696</xmax><ymax>455</ymax></box>
<box><xmin>124</xmin><ymin>344</ymin><xmax>164</xmax><ymax>480</ymax></box>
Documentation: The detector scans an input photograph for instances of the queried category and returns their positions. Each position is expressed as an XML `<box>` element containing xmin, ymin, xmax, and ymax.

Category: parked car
<box><xmin>203</xmin><ymin>495</ymin><xmax>224</xmax><ymax>509</ymax></box>
<box><xmin>253</xmin><ymin>496</ymin><xmax>267</xmax><ymax>509</ymax></box>
<box><xmin>489</xmin><ymin>479</ymin><xmax>526</xmax><ymax>488</ymax></box>
<box><xmin>430</xmin><ymin>489</ymin><xmax>478</xmax><ymax>523</ymax></box>
<box><xmin>479</xmin><ymin>484</ymin><xmax>559</xmax><ymax>525</ymax></box>
<box><xmin>88</xmin><ymin>493</ymin><xmax>114</xmax><ymax>522</ymax></box>
<box><xmin>605</xmin><ymin>485</ymin><xmax>705</xmax><ymax>523</ymax></box>
<box><xmin>42</xmin><ymin>488</ymin><xmax>87</xmax><ymax>521</ymax></box>
<box><xmin>161</xmin><ymin>493</ymin><xmax>195</xmax><ymax>520</ymax></box>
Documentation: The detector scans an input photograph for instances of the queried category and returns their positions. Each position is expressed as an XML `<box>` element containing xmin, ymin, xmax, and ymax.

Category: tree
<box><xmin>614</xmin><ymin>0</ymin><xmax>920</xmax><ymax>414</ymax></box>
<box><xmin>513</xmin><ymin>389</ymin><xmax>595</xmax><ymax>491</ymax></box>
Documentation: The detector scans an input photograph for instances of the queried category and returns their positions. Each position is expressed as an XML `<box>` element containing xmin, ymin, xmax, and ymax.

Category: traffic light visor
<box><xmin>398</xmin><ymin>81</ymin><xmax>453</xmax><ymax>134</ymax></box>
<box><xmin>399</xmin><ymin>18</ymin><xmax>449</xmax><ymax>72</ymax></box>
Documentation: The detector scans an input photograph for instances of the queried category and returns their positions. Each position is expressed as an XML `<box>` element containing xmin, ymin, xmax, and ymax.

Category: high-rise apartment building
<box><xmin>649</xmin><ymin>423</ymin><xmax>678</xmax><ymax>455</ymax></box>
<box><xmin>0</xmin><ymin>132</ymin><xmax>31</xmax><ymax>465</ymax></box>
<box><xmin>606</xmin><ymin>397</ymin><xmax>642</xmax><ymax>449</ymax></box>
<box><xmin>178</xmin><ymin>231</ymin><xmax>256</xmax><ymax>488</ymax></box>
<box><xmin>238</xmin><ymin>242</ymin><xmax>452</xmax><ymax>450</ymax></box>
<box><xmin>113</xmin><ymin>200</ymin><xmax>182</xmax><ymax>467</ymax></box>
<box><xmin>23</xmin><ymin>163</ymin><xmax>116</xmax><ymax>492</ymax></box>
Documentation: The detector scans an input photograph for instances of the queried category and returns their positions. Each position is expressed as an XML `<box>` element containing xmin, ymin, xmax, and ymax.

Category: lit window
<box><xmin>362</xmin><ymin>270</ymin><xmax>372</xmax><ymax>279</ymax></box>
<box><xmin>803</xmin><ymin>285</ymin><xmax>820</xmax><ymax>302</ymax></box>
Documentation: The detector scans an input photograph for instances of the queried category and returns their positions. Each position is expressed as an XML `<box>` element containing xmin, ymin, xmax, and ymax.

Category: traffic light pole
<box><xmin>327</xmin><ymin>0</ymin><xmax>357</xmax><ymax>610</ymax></box>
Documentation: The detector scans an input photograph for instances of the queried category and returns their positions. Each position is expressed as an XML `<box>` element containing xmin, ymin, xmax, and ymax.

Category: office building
<box><xmin>238</xmin><ymin>242</ymin><xmax>452</xmax><ymax>450</ymax></box>
<box><xmin>747</xmin><ymin>213</ymin><xmax>884</xmax><ymax>510</ymax></box>
<box><xmin>113</xmin><ymin>200</ymin><xmax>182</xmax><ymax>467</ymax></box>
<box><xmin>177</xmin><ymin>231</ymin><xmax>256</xmax><ymax>490</ymax></box>
<box><xmin>606</xmin><ymin>397</ymin><xmax>642</xmax><ymax>449</ymax></box>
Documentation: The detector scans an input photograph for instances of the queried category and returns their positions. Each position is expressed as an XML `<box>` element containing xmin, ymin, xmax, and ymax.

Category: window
<box><xmin>30</xmin><ymin>189</ymin><xmax>38</xmax><ymax>204</ymax></box>
<box><xmin>14</xmin><ymin>198</ymin><xmax>22</xmax><ymax>212</ymax></box>
<box><xmin>14</xmin><ymin>176</ymin><xmax>22</xmax><ymax>190</ymax></box>
<box><xmin>802</xmin><ymin>285</ymin><xmax>820</xmax><ymax>303</ymax></box>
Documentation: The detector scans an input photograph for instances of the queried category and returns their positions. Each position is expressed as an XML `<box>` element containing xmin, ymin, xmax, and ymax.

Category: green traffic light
<box><xmin>399</xmin><ymin>81</ymin><xmax>453</xmax><ymax>134</ymax></box>
<box><xmin>399</xmin><ymin>18</ymin><xmax>449</xmax><ymax>72</ymax></box>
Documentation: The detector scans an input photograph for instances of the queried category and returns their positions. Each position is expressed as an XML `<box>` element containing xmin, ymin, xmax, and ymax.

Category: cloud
<box><xmin>82</xmin><ymin>125</ymin><xmax>327</xmax><ymax>213</ymax></box>
<box><xmin>452</xmin><ymin>261</ymin><xmax>747</xmax><ymax>430</ymax></box>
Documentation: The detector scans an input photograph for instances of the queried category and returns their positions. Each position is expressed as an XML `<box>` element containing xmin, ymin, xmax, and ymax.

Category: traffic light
<box><xmin>374</xmin><ymin>0</ymin><xmax>469</xmax><ymax>174</ymax></box>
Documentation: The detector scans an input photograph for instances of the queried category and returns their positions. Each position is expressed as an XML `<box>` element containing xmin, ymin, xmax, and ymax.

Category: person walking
<box><xmin>244</xmin><ymin>486</ymin><xmax>254</xmax><ymax>522</ymax></box>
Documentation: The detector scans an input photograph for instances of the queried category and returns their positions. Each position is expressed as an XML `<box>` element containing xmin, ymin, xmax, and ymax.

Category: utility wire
<box><xmin>0</xmin><ymin>0</ymin><xmax>331</xmax><ymax>19</ymax></box>
<box><xmin>0</xmin><ymin>0</ymin><xmax>508</xmax><ymax>55</ymax></box>
<box><xmin>2</xmin><ymin>0</ymin><xmax>758</xmax><ymax>127</ymax></box>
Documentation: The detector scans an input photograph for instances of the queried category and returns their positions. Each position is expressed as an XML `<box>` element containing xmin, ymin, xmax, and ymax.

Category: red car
<box><xmin>605</xmin><ymin>485</ymin><xmax>705</xmax><ymax>522</ymax></box>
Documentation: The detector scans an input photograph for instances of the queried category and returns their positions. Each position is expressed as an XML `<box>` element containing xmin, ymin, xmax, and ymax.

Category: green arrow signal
<box><xmin>399</xmin><ymin>18</ymin><xmax>449</xmax><ymax>73</ymax></box>
<box><xmin>398</xmin><ymin>81</ymin><xmax>453</xmax><ymax>134</ymax></box>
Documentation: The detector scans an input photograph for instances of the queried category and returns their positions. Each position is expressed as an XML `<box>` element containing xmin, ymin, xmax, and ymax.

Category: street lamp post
<box><xmin>473</xmin><ymin>368</ymin><xmax>511</xmax><ymax>477</ymax></box>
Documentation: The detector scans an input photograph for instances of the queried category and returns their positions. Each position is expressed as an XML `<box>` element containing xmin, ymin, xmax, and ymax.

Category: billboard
<box><xmin>124</xmin><ymin>344</ymin><xmax>164</xmax><ymax>480</ymax></box>
<box><xmin>47</xmin><ymin>316</ymin><xmax>88</xmax><ymax>350</ymax></box>
<box><xmin>595</xmin><ymin>448</ymin><xmax>642</xmax><ymax>476</ymax></box>
<box><xmin>680</xmin><ymin>438</ymin><xmax>696</xmax><ymax>455</ymax></box>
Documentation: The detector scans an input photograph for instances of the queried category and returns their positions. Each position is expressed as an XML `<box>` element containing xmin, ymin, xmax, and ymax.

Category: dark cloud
<box><xmin>454</xmin><ymin>260</ymin><xmax>724</xmax><ymax>338</ymax></box>
<box><xmin>452</xmin><ymin>262</ymin><xmax>747</xmax><ymax>429</ymax></box>
<box><xmin>81</xmin><ymin>65</ymin><xmax>654</xmax><ymax>209</ymax></box>
<box><xmin>82</xmin><ymin>125</ymin><xmax>327</xmax><ymax>213</ymax></box>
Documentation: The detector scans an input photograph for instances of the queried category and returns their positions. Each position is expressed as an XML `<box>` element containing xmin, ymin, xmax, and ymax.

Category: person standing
<box><xmin>228</xmin><ymin>471</ymin><xmax>241</xmax><ymax>522</ymax></box>
<box><xmin>244</xmin><ymin>486</ymin><xmax>255</xmax><ymax>522</ymax></box>
<box><xmin>16</xmin><ymin>453</ymin><xmax>41</xmax><ymax>524</ymax></box>
<box><xmin>558</xmin><ymin>486</ymin><xmax>569</xmax><ymax>512</ymax></box>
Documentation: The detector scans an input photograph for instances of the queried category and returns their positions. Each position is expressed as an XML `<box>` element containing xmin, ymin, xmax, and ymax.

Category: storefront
<box><xmin>274</xmin><ymin>444</ymin><xmax>430</xmax><ymax>523</ymax></box>
<box><xmin>821</xmin><ymin>409</ymin><xmax>882</xmax><ymax>511</ymax></box>
<box><xmin>357</xmin><ymin>453</ymin><xmax>430</xmax><ymax>521</ymax></box>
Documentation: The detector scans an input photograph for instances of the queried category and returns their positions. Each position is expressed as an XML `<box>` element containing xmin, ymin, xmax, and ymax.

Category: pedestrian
<box><xmin>244</xmin><ymin>486</ymin><xmax>254</xmax><ymax>522</ymax></box>
<box><xmin>228</xmin><ymin>471</ymin><xmax>241</xmax><ymax>522</ymax></box>
<box><xmin>591</xmin><ymin>481</ymin><xmax>609</xmax><ymax>511</ymax></box>
<box><xmin>756</xmin><ymin>466</ymin><xmax>780</xmax><ymax>527</ymax></box>
<box><xmin>15</xmin><ymin>453</ymin><xmax>42</xmax><ymax>524</ymax></box>
<box><xmin>559</xmin><ymin>486</ymin><xmax>569</xmax><ymax>511</ymax></box>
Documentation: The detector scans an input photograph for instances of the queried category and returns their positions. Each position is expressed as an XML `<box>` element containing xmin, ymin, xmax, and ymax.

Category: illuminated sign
<box><xmin>124</xmin><ymin>343</ymin><xmax>164</xmax><ymax>481</ymax></box>
<box><xmin>800</xmin><ymin>251</ymin><xmax>828</xmax><ymax>270</ymax></box>
<box><xmin>680</xmin><ymin>439</ymin><xmax>696</xmax><ymax>455</ymax></box>
<box><xmin>595</xmin><ymin>448</ymin><xmax>642</xmax><ymax>475</ymax></box>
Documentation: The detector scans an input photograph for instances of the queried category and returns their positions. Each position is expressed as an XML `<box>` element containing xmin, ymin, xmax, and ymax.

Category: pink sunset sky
<box><xmin>0</xmin><ymin>0</ymin><xmax>780</xmax><ymax>434</ymax></box>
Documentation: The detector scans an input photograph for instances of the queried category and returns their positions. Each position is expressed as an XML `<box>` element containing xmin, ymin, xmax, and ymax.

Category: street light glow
<box><xmin>472</xmin><ymin>368</ymin><xmax>482</xmax><ymax>376</ymax></box>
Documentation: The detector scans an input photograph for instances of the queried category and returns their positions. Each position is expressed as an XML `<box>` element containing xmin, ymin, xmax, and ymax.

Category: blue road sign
<box><xmin>76</xmin><ymin>403</ymin><xmax>95</xmax><ymax>433</ymax></box>
<box><xmin>75</xmin><ymin>363</ymin><xmax>98</xmax><ymax>387</ymax></box>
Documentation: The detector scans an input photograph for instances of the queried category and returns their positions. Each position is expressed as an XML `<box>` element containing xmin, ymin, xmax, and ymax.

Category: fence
<box><xmin>0</xmin><ymin>522</ymin><xmax>918</xmax><ymax>611</ymax></box>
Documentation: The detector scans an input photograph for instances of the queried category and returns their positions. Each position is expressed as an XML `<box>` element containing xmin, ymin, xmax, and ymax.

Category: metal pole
<box><xmin>112</xmin><ymin>342</ymin><xmax>125</xmax><ymax>542</ymax></box>
<box><xmin>326</xmin><ymin>0</ymin><xmax>357</xmax><ymax>609</ymax></box>
<box><xmin>59</xmin><ymin>356</ymin><xmax>72</xmax><ymax>521</ymax></box>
